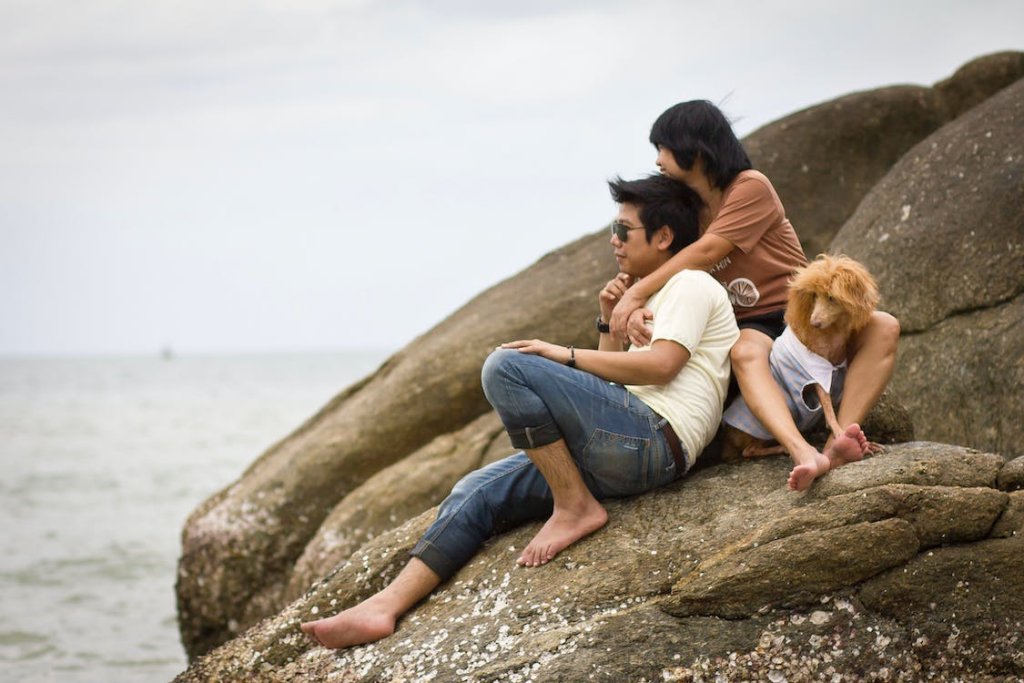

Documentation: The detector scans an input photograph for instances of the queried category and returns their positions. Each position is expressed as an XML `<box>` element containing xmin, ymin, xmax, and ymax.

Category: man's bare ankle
<box><xmin>553</xmin><ymin>496</ymin><xmax>603</xmax><ymax>517</ymax></box>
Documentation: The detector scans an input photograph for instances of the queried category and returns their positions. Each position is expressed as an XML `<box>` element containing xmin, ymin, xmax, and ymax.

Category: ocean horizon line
<box><xmin>0</xmin><ymin>345</ymin><xmax>397</xmax><ymax>362</ymax></box>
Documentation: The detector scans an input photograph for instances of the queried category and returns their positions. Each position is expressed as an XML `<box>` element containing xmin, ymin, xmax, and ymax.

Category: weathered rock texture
<box><xmin>934</xmin><ymin>50</ymin><xmax>1024</xmax><ymax>118</ymax></box>
<box><xmin>174</xmin><ymin>443</ymin><xmax>1023</xmax><ymax>682</ymax></box>
<box><xmin>282</xmin><ymin>412</ymin><xmax>509</xmax><ymax>606</ymax></box>
<box><xmin>176</xmin><ymin>233</ymin><xmax>617</xmax><ymax>658</ymax></box>
<box><xmin>176</xmin><ymin>51</ymin><xmax>1024</xmax><ymax>670</ymax></box>
<box><xmin>832</xmin><ymin>77</ymin><xmax>1024</xmax><ymax>454</ymax></box>
<box><xmin>744</xmin><ymin>51</ymin><xmax>1024</xmax><ymax>259</ymax></box>
<box><xmin>743</xmin><ymin>86</ymin><xmax>947</xmax><ymax>260</ymax></box>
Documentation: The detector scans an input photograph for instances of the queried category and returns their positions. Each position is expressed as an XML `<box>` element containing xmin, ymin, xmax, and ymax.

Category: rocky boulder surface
<box><xmin>934</xmin><ymin>50</ymin><xmax>1024</xmax><ymax>118</ymax></box>
<box><xmin>173</xmin><ymin>444</ymin><xmax>1023</xmax><ymax>682</ymax></box>
<box><xmin>744</xmin><ymin>51</ymin><xmax>1024</xmax><ymax>259</ymax></box>
<box><xmin>743</xmin><ymin>85</ymin><xmax>947</xmax><ymax>260</ymax></box>
<box><xmin>832</xmin><ymin>77</ymin><xmax>1024</xmax><ymax>455</ymax></box>
<box><xmin>282</xmin><ymin>412</ymin><xmax>510</xmax><ymax>608</ymax></box>
<box><xmin>176</xmin><ymin>233</ymin><xmax>616</xmax><ymax>658</ymax></box>
<box><xmin>175</xmin><ymin>51</ymin><xmax>1024</xmax><ymax>670</ymax></box>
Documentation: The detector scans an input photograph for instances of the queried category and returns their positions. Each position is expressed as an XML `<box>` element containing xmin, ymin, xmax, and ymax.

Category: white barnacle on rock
<box><xmin>809</xmin><ymin>611</ymin><xmax>830</xmax><ymax>625</ymax></box>
<box><xmin>833</xmin><ymin>598</ymin><xmax>854</xmax><ymax>613</ymax></box>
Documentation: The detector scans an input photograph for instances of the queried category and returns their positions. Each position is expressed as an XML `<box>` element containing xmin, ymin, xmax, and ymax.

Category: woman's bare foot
<box><xmin>300</xmin><ymin>596</ymin><xmax>397</xmax><ymax>650</ymax></box>
<box><xmin>787</xmin><ymin>443</ymin><xmax>831</xmax><ymax>492</ymax></box>
<box><xmin>517</xmin><ymin>501</ymin><xmax>608</xmax><ymax>568</ymax></box>
<box><xmin>825</xmin><ymin>423</ymin><xmax>870</xmax><ymax>468</ymax></box>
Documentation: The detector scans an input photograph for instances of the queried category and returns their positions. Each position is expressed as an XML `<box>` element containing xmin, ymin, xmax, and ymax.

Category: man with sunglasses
<box><xmin>302</xmin><ymin>174</ymin><xmax>739</xmax><ymax>650</ymax></box>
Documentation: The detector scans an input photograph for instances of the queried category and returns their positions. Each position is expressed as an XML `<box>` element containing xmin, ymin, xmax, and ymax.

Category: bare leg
<box><xmin>823</xmin><ymin>312</ymin><xmax>900</xmax><ymax>459</ymax></box>
<box><xmin>300</xmin><ymin>557</ymin><xmax>441</xmax><ymax>650</ymax></box>
<box><xmin>731</xmin><ymin>329</ymin><xmax>829</xmax><ymax>491</ymax></box>
<box><xmin>517</xmin><ymin>439</ymin><xmax>608</xmax><ymax>568</ymax></box>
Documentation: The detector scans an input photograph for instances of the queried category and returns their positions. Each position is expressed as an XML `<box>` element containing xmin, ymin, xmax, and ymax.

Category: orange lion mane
<box><xmin>784</xmin><ymin>254</ymin><xmax>880</xmax><ymax>345</ymax></box>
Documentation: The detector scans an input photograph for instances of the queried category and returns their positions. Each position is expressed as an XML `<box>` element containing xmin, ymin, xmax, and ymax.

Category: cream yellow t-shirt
<box><xmin>626</xmin><ymin>269</ymin><xmax>740</xmax><ymax>465</ymax></box>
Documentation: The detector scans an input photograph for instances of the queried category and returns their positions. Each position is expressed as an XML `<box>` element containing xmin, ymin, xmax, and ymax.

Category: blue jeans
<box><xmin>410</xmin><ymin>349</ymin><xmax>686</xmax><ymax>580</ymax></box>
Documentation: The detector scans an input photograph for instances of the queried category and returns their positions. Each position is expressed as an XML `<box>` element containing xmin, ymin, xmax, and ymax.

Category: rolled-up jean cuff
<box><xmin>410</xmin><ymin>538</ymin><xmax>462</xmax><ymax>583</ymax></box>
<box><xmin>506</xmin><ymin>421</ymin><xmax>562</xmax><ymax>450</ymax></box>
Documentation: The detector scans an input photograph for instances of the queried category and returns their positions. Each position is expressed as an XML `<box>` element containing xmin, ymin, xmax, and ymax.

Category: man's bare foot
<box><xmin>300</xmin><ymin>596</ymin><xmax>397</xmax><ymax>650</ymax></box>
<box><xmin>787</xmin><ymin>444</ymin><xmax>831</xmax><ymax>492</ymax></box>
<box><xmin>824</xmin><ymin>423</ymin><xmax>870</xmax><ymax>469</ymax></box>
<box><xmin>517</xmin><ymin>502</ymin><xmax>608</xmax><ymax>568</ymax></box>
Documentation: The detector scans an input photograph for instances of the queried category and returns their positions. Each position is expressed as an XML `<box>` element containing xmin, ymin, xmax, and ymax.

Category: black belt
<box><xmin>661</xmin><ymin>422</ymin><xmax>687</xmax><ymax>476</ymax></box>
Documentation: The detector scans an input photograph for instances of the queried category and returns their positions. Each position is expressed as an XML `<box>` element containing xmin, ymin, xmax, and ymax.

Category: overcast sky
<box><xmin>2</xmin><ymin>0</ymin><xmax>1022</xmax><ymax>356</ymax></box>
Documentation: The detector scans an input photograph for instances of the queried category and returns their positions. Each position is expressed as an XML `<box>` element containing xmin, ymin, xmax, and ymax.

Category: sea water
<box><xmin>0</xmin><ymin>351</ymin><xmax>390</xmax><ymax>683</ymax></box>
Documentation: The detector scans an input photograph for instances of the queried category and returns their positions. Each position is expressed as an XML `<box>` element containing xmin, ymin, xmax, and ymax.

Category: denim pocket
<box><xmin>583</xmin><ymin>429</ymin><xmax>650</xmax><ymax>498</ymax></box>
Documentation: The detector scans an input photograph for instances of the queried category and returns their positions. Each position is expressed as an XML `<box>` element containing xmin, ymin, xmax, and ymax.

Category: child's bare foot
<box><xmin>300</xmin><ymin>597</ymin><xmax>397</xmax><ymax>650</ymax></box>
<box><xmin>517</xmin><ymin>501</ymin><xmax>608</xmax><ymax>568</ymax></box>
<box><xmin>787</xmin><ymin>443</ymin><xmax>831</xmax><ymax>492</ymax></box>
<box><xmin>825</xmin><ymin>423</ymin><xmax>870</xmax><ymax>468</ymax></box>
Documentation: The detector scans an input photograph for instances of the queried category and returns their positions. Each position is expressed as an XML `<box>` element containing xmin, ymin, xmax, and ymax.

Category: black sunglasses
<box><xmin>610</xmin><ymin>221</ymin><xmax>646</xmax><ymax>242</ymax></box>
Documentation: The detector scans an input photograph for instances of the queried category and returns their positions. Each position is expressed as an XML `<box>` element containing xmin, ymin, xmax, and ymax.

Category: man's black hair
<box><xmin>649</xmin><ymin>100</ymin><xmax>752</xmax><ymax>190</ymax></box>
<box><xmin>607</xmin><ymin>174</ymin><xmax>701</xmax><ymax>254</ymax></box>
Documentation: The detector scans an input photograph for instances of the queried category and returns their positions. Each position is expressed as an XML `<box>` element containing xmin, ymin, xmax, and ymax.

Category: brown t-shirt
<box><xmin>705</xmin><ymin>170</ymin><xmax>807</xmax><ymax>320</ymax></box>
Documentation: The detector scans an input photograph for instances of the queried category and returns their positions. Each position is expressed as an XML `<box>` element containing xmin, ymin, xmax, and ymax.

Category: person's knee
<box><xmin>853</xmin><ymin>311</ymin><xmax>900</xmax><ymax>360</ymax></box>
<box><xmin>481</xmin><ymin>348</ymin><xmax>520</xmax><ymax>393</ymax></box>
<box><xmin>730</xmin><ymin>336</ymin><xmax>771</xmax><ymax>370</ymax></box>
<box><xmin>873</xmin><ymin>312</ymin><xmax>901</xmax><ymax>353</ymax></box>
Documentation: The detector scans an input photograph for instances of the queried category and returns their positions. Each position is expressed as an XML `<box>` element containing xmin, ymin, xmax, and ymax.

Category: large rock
<box><xmin>281</xmin><ymin>412</ymin><xmax>507</xmax><ymax>607</ymax></box>
<box><xmin>934</xmin><ymin>50</ymin><xmax>1024</xmax><ymax>118</ymax></box>
<box><xmin>832</xmin><ymin>79</ymin><xmax>1024</xmax><ymax>454</ymax></box>
<box><xmin>743</xmin><ymin>86</ymin><xmax>947</xmax><ymax>260</ymax></box>
<box><xmin>173</xmin><ymin>443</ymin><xmax>1022</xmax><ymax>682</ymax></box>
<box><xmin>176</xmin><ymin>232</ymin><xmax>618</xmax><ymax>658</ymax></box>
<box><xmin>1000</xmin><ymin>455</ymin><xmax>1024</xmax><ymax>491</ymax></box>
<box><xmin>175</xmin><ymin>51</ymin><xmax>1022</xmax><ymax>660</ymax></box>
<box><xmin>743</xmin><ymin>51</ymin><xmax>1024</xmax><ymax>259</ymax></box>
<box><xmin>889</xmin><ymin>295</ymin><xmax>1024</xmax><ymax>454</ymax></box>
